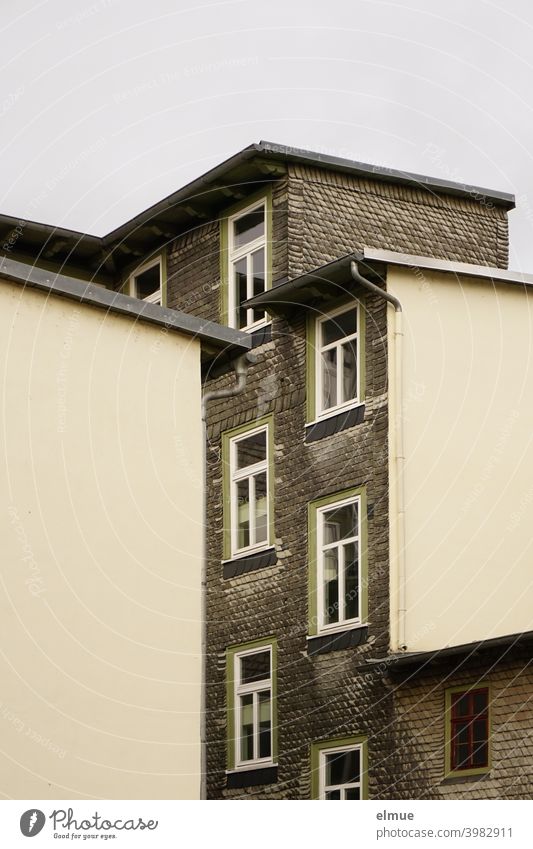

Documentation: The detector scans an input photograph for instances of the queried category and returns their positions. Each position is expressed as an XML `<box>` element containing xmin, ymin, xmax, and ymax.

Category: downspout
<box><xmin>350</xmin><ymin>261</ymin><xmax>407</xmax><ymax>651</ymax></box>
<box><xmin>199</xmin><ymin>351</ymin><xmax>257</xmax><ymax>799</ymax></box>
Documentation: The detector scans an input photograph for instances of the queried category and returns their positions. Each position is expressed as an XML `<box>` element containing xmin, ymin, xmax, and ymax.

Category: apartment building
<box><xmin>2</xmin><ymin>141</ymin><xmax>532</xmax><ymax>799</ymax></box>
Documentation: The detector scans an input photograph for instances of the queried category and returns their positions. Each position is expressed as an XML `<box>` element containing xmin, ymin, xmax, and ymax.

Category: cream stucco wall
<box><xmin>0</xmin><ymin>278</ymin><xmax>203</xmax><ymax>799</ymax></box>
<box><xmin>388</xmin><ymin>266</ymin><xmax>533</xmax><ymax>652</ymax></box>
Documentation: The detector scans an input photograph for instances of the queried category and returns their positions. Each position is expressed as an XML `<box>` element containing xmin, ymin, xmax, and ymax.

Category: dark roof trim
<box><xmin>364</xmin><ymin>630</ymin><xmax>533</xmax><ymax>671</ymax></box>
<box><xmin>102</xmin><ymin>141</ymin><xmax>514</xmax><ymax>243</ymax></box>
<box><xmin>0</xmin><ymin>140</ymin><xmax>515</xmax><ymax>248</ymax></box>
<box><xmin>258</xmin><ymin>141</ymin><xmax>515</xmax><ymax>209</ymax></box>
<box><xmin>243</xmin><ymin>253</ymin><xmax>364</xmax><ymax>314</ymax></box>
<box><xmin>245</xmin><ymin>246</ymin><xmax>533</xmax><ymax>316</ymax></box>
<box><xmin>0</xmin><ymin>256</ymin><xmax>251</xmax><ymax>354</ymax></box>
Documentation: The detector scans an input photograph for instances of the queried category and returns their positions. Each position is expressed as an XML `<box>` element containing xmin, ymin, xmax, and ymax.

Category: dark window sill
<box><xmin>307</xmin><ymin>625</ymin><xmax>369</xmax><ymax>655</ymax></box>
<box><xmin>441</xmin><ymin>771</ymin><xmax>491</xmax><ymax>785</ymax></box>
<box><xmin>305</xmin><ymin>404</ymin><xmax>365</xmax><ymax>443</ymax></box>
<box><xmin>223</xmin><ymin>547</ymin><xmax>277</xmax><ymax>579</ymax></box>
<box><xmin>226</xmin><ymin>765</ymin><xmax>278</xmax><ymax>789</ymax></box>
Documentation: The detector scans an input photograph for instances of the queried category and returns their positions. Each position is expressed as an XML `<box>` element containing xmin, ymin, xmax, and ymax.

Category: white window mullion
<box><xmin>252</xmin><ymin>691</ymin><xmax>259</xmax><ymax>761</ymax></box>
<box><xmin>339</xmin><ymin>542</ymin><xmax>346</xmax><ymax>623</ymax></box>
<box><xmin>336</xmin><ymin>341</ymin><xmax>344</xmax><ymax>406</ymax></box>
<box><xmin>249</xmin><ymin>473</ymin><xmax>256</xmax><ymax>547</ymax></box>
<box><xmin>230</xmin><ymin>478</ymin><xmax>238</xmax><ymax>555</ymax></box>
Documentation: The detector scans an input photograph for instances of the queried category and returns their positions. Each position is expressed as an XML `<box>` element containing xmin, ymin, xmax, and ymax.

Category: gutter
<box><xmin>350</xmin><ymin>261</ymin><xmax>407</xmax><ymax>651</ymax></box>
<box><xmin>199</xmin><ymin>351</ymin><xmax>257</xmax><ymax>799</ymax></box>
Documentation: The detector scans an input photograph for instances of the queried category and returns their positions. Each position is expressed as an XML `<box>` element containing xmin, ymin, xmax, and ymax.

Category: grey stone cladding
<box><xmin>163</xmin><ymin>165</ymin><xmax>512</xmax><ymax>798</ymax></box>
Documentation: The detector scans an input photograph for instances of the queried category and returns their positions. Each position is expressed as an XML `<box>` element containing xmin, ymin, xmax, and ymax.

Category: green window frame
<box><xmin>308</xmin><ymin>485</ymin><xmax>368</xmax><ymax>636</ymax></box>
<box><xmin>444</xmin><ymin>684</ymin><xmax>491</xmax><ymax>778</ymax></box>
<box><xmin>226</xmin><ymin>637</ymin><xmax>277</xmax><ymax>771</ymax></box>
<box><xmin>306</xmin><ymin>297</ymin><xmax>366</xmax><ymax>423</ymax></box>
<box><xmin>220</xmin><ymin>187</ymin><xmax>272</xmax><ymax>330</ymax></box>
<box><xmin>311</xmin><ymin>735</ymin><xmax>368</xmax><ymax>799</ymax></box>
<box><xmin>221</xmin><ymin>415</ymin><xmax>275</xmax><ymax>561</ymax></box>
<box><xmin>126</xmin><ymin>249</ymin><xmax>167</xmax><ymax>307</ymax></box>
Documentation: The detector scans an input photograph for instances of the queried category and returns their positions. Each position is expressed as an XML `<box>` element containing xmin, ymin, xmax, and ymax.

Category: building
<box><xmin>2</xmin><ymin>141</ymin><xmax>532</xmax><ymax>799</ymax></box>
<box><xmin>0</xmin><ymin>257</ymin><xmax>248</xmax><ymax>799</ymax></box>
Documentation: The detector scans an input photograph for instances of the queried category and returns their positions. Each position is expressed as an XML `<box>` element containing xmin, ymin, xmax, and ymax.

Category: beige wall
<box><xmin>0</xmin><ymin>278</ymin><xmax>203</xmax><ymax>799</ymax></box>
<box><xmin>388</xmin><ymin>266</ymin><xmax>533</xmax><ymax>652</ymax></box>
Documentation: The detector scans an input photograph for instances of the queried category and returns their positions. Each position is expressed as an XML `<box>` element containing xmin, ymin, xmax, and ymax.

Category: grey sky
<box><xmin>1</xmin><ymin>0</ymin><xmax>532</xmax><ymax>268</ymax></box>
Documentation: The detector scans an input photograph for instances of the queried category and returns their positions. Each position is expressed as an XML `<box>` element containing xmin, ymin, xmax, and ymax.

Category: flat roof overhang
<box><xmin>360</xmin><ymin>630</ymin><xmax>533</xmax><ymax>676</ymax></box>
<box><xmin>244</xmin><ymin>248</ymin><xmax>533</xmax><ymax>318</ymax></box>
<box><xmin>0</xmin><ymin>256</ymin><xmax>250</xmax><ymax>363</ymax></box>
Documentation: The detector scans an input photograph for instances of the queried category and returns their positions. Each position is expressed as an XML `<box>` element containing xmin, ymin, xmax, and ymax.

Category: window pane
<box><xmin>345</xmin><ymin>788</ymin><xmax>361</xmax><ymax>800</ymax></box>
<box><xmin>453</xmin><ymin>694</ymin><xmax>470</xmax><ymax>717</ymax></box>
<box><xmin>325</xmin><ymin>789</ymin><xmax>341</xmax><ymax>800</ymax></box>
<box><xmin>255</xmin><ymin>471</ymin><xmax>268</xmax><ymax>544</ymax></box>
<box><xmin>342</xmin><ymin>340</ymin><xmax>357</xmax><ymax>402</ymax></box>
<box><xmin>325</xmin><ymin>749</ymin><xmax>359</xmax><ymax>787</ymax></box>
<box><xmin>236</xmin><ymin>431</ymin><xmax>267</xmax><ymax>469</ymax></box>
<box><xmin>240</xmin><ymin>694</ymin><xmax>254</xmax><ymax>761</ymax></box>
<box><xmin>252</xmin><ymin>247</ymin><xmax>266</xmax><ymax>325</ymax></box>
<box><xmin>234</xmin><ymin>257</ymin><xmax>248</xmax><ymax>329</ymax></box>
<box><xmin>472</xmin><ymin>741</ymin><xmax>488</xmax><ymax>767</ymax></box>
<box><xmin>473</xmin><ymin>691</ymin><xmax>488</xmax><ymax>715</ymax></box>
<box><xmin>134</xmin><ymin>264</ymin><xmax>160</xmax><ymax>300</ymax></box>
<box><xmin>321</xmin><ymin>348</ymin><xmax>337</xmax><ymax>409</ymax></box>
<box><xmin>323</xmin><ymin>549</ymin><xmax>339</xmax><ymax>626</ymax></box>
<box><xmin>455</xmin><ymin>744</ymin><xmax>470</xmax><ymax>769</ymax></box>
<box><xmin>233</xmin><ymin>207</ymin><xmax>264</xmax><ymax>248</ymax></box>
<box><xmin>258</xmin><ymin>690</ymin><xmax>271</xmax><ymax>758</ymax></box>
<box><xmin>323</xmin><ymin>503</ymin><xmax>358</xmax><ymax>543</ymax></box>
<box><xmin>237</xmin><ymin>479</ymin><xmax>250</xmax><ymax>549</ymax></box>
<box><xmin>322</xmin><ymin>308</ymin><xmax>357</xmax><ymax>345</ymax></box>
<box><xmin>240</xmin><ymin>650</ymin><xmax>270</xmax><ymax>684</ymax></box>
<box><xmin>345</xmin><ymin>541</ymin><xmax>359</xmax><ymax>620</ymax></box>
<box><xmin>252</xmin><ymin>248</ymin><xmax>265</xmax><ymax>296</ymax></box>
<box><xmin>455</xmin><ymin>723</ymin><xmax>469</xmax><ymax>746</ymax></box>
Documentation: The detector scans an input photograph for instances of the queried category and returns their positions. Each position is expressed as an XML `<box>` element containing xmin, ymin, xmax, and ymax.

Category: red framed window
<box><xmin>450</xmin><ymin>687</ymin><xmax>489</xmax><ymax>771</ymax></box>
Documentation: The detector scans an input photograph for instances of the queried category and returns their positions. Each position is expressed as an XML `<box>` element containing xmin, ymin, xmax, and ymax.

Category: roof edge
<box><xmin>258</xmin><ymin>141</ymin><xmax>516</xmax><ymax>209</ymax></box>
<box><xmin>361</xmin><ymin>630</ymin><xmax>533</xmax><ymax>672</ymax></box>
<box><xmin>0</xmin><ymin>256</ymin><xmax>251</xmax><ymax>353</ymax></box>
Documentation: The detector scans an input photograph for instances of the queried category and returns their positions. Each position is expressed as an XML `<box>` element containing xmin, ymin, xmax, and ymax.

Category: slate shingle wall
<box><xmin>390</xmin><ymin>649</ymin><xmax>533</xmax><ymax>799</ymax></box>
<box><xmin>163</xmin><ymin>164</ymin><xmax>514</xmax><ymax>799</ymax></box>
<box><xmin>287</xmin><ymin>165</ymin><xmax>509</xmax><ymax>277</ymax></box>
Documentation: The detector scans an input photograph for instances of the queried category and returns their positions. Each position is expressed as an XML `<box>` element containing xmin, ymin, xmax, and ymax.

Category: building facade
<box><xmin>0</xmin><ymin>257</ymin><xmax>248</xmax><ymax>799</ymax></box>
<box><xmin>2</xmin><ymin>142</ymin><xmax>532</xmax><ymax>799</ymax></box>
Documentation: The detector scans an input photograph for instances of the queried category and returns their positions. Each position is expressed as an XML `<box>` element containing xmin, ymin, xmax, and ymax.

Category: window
<box><xmin>129</xmin><ymin>256</ymin><xmax>164</xmax><ymax>305</ymax></box>
<box><xmin>222</xmin><ymin>418</ymin><xmax>273</xmax><ymax>560</ymax></box>
<box><xmin>307</xmin><ymin>301</ymin><xmax>364</xmax><ymax>422</ymax></box>
<box><xmin>227</xmin><ymin>639</ymin><xmax>277</xmax><ymax>770</ymax></box>
<box><xmin>446</xmin><ymin>687</ymin><xmax>490</xmax><ymax>776</ymax></box>
<box><xmin>308</xmin><ymin>487</ymin><xmax>367</xmax><ymax>637</ymax></box>
<box><xmin>311</xmin><ymin>737</ymin><xmax>367</xmax><ymax>799</ymax></box>
<box><xmin>222</xmin><ymin>192</ymin><xmax>271</xmax><ymax>332</ymax></box>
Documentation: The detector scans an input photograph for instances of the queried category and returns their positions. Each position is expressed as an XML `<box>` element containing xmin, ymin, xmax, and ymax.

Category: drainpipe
<box><xmin>350</xmin><ymin>261</ymin><xmax>407</xmax><ymax>652</ymax></box>
<box><xmin>199</xmin><ymin>351</ymin><xmax>257</xmax><ymax>799</ymax></box>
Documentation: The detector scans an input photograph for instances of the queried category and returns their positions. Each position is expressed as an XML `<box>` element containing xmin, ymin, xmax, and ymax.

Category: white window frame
<box><xmin>315</xmin><ymin>302</ymin><xmax>359</xmax><ymax>418</ymax></box>
<box><xmin>319</xmin><ymin>743</ymin><xmax>363</xmax><ymax>800</ymax></box>
<box><xmin>228</xmin><ymin>198</ymin><xmax>268</xmax><ymax>332</ymax></box>
<box><xmin>229</xmin><ymin>423</ymin><xmax>270</xmax><ymax>558</ymax></box>
<box><xmin>234</xmin><ymin>645</ymin><xmax>273</xmax><ymax>769</ymax></box>
<box><xmin>129</xmin><ymin>256</ymin><xmax>162</xmax><ymax>305</ymax></box>
<box><xmin>317</xmin><ymin>494</ymin><xmax>361</xmax><ymax>634</ymax></box>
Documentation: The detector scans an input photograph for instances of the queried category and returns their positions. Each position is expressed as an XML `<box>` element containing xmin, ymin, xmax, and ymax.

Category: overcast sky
<box><xmin>1</xmin><ymin>0</ymin><xmax>533</xmax><ymax>268</ymax></box>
